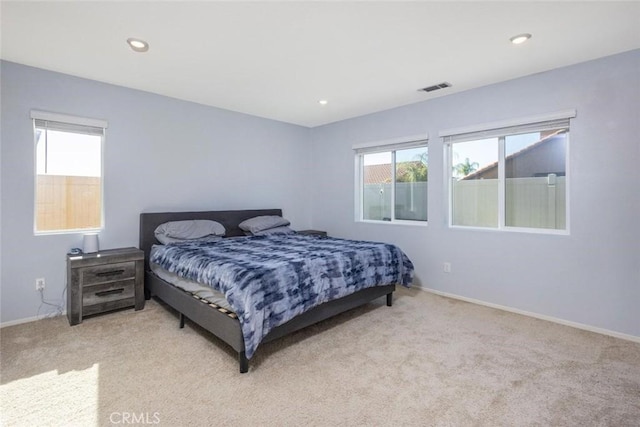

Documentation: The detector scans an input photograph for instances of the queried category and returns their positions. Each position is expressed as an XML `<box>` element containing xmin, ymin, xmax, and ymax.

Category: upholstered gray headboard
<box><xmin>139</xmin><ymin>208</ymin><xmax>282</xmax><ymax>271</ymax></box>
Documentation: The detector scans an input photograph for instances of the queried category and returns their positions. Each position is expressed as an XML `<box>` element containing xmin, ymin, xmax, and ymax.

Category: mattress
<box><xmin>150</xmin><ymin>261</ymin><xmax>233</xmax><ymax>311</ymax></box>
<box><xmin>150</xmin><ymin>234</ymin><xmax>413</xmax><ymax>358</ymax></box>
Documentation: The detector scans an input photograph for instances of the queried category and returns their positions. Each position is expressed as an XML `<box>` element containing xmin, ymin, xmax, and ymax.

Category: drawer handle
<box><xmin>95</xmin><ymin>269</ymin><xmax>125</xmax><ymax>277</ymax></box>
<box><xmin>95</xmin><ymin>288</ymin><xmax>125</xmax><ymax>297</ymax></box>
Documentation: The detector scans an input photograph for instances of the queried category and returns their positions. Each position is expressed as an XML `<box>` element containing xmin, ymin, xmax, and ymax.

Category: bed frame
<box><xmin>139</xmin><ymin>209</ymin><xmax>395</xmax><ymax>373</ymax></box>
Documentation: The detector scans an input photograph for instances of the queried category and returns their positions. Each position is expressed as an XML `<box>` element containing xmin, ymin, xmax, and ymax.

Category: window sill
<box><xmin>34</xmin><ymin>227</ymin><xmax>103</xmax><ymax>236</ymax></box>
<box><xmin>449</xmin><ymin>225</ymin><xmax>569</xmax><ymax>236</ymax></box>
<box><xmin>357</xmin><ymin>219</ymin><xmax>428</xmax><ymax>228</ymax></box>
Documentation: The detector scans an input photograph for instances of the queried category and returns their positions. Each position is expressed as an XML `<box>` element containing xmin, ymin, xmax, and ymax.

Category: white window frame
<box><xmin>31</xmin><ymin>110</ymin><xmax>107</xmax><ymax>235</ymax></box>
<box><xmin>353</xmin><ymin>133</ymin><xmax>429</xmax><ymax>225</ymax></box>
<box><xmin>441</xmin><ymin>110</ymin><xmax>575</xmax><ymax>235</ymax></box>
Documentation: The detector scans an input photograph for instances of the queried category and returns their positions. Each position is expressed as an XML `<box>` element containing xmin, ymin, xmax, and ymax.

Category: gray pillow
<box><xmin>155</xmin><ymin>220</ymin><xmax>226</xmax><ymax>244</ymax></box>
<box><xmin>157</xmin><ymin>235</ymin><xmax>223</xmax><ymax>245</ymax></box>
<box><xmin>239</xmin><ymin>215</ymin><xmax>290</xmax><ymax>234</ymax></box>
<box><xmin>252</xmin><ymin>226</ymin><xmax>295</xmax><ymax>236</ymax></box>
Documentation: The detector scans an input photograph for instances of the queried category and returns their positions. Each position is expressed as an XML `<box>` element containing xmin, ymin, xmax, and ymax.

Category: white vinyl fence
<box><xmin>363</xmin><ymin>182</ymin><xmax>428</xmax><ymax>221</ymax></box>
<box><xmin>452</xmin><ymin>176</ymin><xmax>566</xmax><ymax>229</ymax></box>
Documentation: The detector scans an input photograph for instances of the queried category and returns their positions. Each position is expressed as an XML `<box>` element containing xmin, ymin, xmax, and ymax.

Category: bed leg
<box><xmin>239</xmin><ymin>351</ymin><xmax>249</xmax><ymax>374</ymax></box>
<box><xmin>386</xmin><ymin>292</ymin><xmax>393</xmax><ymax>307</ymax></box>
<box><xmin>179</xmin><ymin>313</ymin><xmax>185</xmax><ymax>329</ymax></box>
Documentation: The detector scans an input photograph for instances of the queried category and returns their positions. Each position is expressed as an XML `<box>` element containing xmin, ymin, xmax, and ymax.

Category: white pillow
<box><xmin>155</xmin><ymin>220</ymin><xmax>226</xmax><ymax>244</ymax></box>
<box><xmin>239</xmin><ymin>215</ymin><xmax>290</xmax><ymax>234</ymax></box>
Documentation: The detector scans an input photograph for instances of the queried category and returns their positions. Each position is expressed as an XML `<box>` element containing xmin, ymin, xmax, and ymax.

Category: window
<box><xmin>354</xmin><ymin>136</ymin><xmax>428</xmax><ymax>223</ymax></box>
<box><xmin>443</xmin><ymin>111</ymin><xmax>574</xmax><ymax>233</ymax></box>
<box><xmin>32</xmin><ymin>111</ymin><xmax>107</xmax><ymax>234</ymax></box>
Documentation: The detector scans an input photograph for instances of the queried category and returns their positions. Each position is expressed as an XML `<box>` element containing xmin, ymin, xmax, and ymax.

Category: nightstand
<box><xmin>297</xmin><ymin>229</ymin><xmax>328</xmax><ymax>237</ymax></box>
<box><xmin>67</xmin><ymin>247</ymin><xmax>144</xmax><ymax>325</ymax></box>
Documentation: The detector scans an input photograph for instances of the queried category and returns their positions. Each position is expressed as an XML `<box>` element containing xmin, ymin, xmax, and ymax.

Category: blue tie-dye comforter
<box><xmin>150</xmin><ymin>234</ymin><xmax>413</xmax><ymax>359</ymax></box>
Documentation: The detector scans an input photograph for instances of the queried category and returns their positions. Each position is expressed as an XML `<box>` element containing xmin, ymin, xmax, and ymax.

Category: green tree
<box><xmin>454</xmin><ymin>157</ymin><xmax>479</xmax><ymax>177</ymax></box>
<box><xmin>397</xmin><ymin>152</ymin><xmax>428</xmax><ymax>182</ymax></box>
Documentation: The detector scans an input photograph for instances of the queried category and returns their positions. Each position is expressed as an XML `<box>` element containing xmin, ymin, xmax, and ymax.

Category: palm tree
<box><xmin>397</xmin><ymin>152</ymin><xmax>428</xmax><ymax>183</ymax></box>
<box><xmin>454</xmin><ymin>157</ymin><xmax>479</xmax><ymax>178</ymax></box>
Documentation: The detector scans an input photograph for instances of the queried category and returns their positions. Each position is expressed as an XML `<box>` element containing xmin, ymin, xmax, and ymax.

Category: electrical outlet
<box><xmin>443</xmin><ymin>262</ymin><xmax>452</xmax><ymax>273</ymax></box>
<box><xmin>35</xmin><ymin>278</ymin><xmax>45</xmax><ymax>291</ymax></box>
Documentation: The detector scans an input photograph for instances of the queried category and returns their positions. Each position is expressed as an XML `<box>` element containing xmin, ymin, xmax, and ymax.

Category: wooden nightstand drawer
<box><xmin>81</xmin><ymin>261</ymin><xmax>136</xmax><ymax>286</ymax></box>
<box><xmin>83</xmin><ymin>279</ymin><xmax>135</xmax><ymax>306</ymax></box>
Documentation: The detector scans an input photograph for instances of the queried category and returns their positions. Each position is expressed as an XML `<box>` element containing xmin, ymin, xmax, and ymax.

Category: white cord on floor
<box><xmin>36</xmin><ymin>286</ymin><xmax>65</xmax><ymax>319</ymax></box>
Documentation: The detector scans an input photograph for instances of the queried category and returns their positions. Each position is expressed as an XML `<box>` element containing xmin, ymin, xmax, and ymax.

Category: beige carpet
<box><xmin>1</xmin><ymin>287</ymin><xmax>639</xmax><ymax>426</ymax></box>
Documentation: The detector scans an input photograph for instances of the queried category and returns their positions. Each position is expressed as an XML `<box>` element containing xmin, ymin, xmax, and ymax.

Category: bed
<box><xmin>139</xmin><ymin>209</ymin><xmax>412</xmax><ymax>373</ymax></box>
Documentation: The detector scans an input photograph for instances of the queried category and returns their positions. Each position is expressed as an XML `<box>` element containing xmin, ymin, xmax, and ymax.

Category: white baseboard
<box><xmin>4</xmin><ymin>289</ymin><xmax>639</xmax><ymax>344</ymax></box>
<box><xmin>1</xmin><ymin>312</ymin><xmax>66</xmax><ymax>328</ymax></box>
<box><xmin>419</xmin><ymin>287</ymin><xmax>640</xmax><ymax>344</ymax></box>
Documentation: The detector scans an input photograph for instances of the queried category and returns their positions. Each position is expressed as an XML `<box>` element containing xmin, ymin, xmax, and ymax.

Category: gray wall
<box><xmin>2</xmin><ymin>51</ymin><xmax>639</xmax><ymax>339</ymax></box>
<box><xmin>310</xmin><ymin>50</ymin><xmax>640</xmax><ymax>338</ymax></box>
<box><xmin>1</xmin><ymin>61</ymin><xmax>312</xmax><ymax>323</ymax></box>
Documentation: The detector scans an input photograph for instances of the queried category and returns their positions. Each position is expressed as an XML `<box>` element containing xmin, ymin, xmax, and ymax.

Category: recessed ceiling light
<box><xmin>318</xmin><ymin>99</ymin><xmax>328</xmax><ymax>106</ymax></box>
<box><xmin>127</xmin><ymin>38</ymin><xmax>149</xmax><ymax>53</ymax></box>
<box><xmin>510</xmin><ymin>33</ymin><xmax>532</xmax><ymax>45</ymax></box>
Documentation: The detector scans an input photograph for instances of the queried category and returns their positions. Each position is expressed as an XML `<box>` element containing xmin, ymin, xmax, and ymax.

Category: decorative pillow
<box><xmin>154</xmin><ymin>220</ymin><xmax>226</xmax><ymax>244</ymax></box>
<box><xmin>252</xmin><ymin>226</ymin><xmax>295</xmax><ymax>236</ymax></box>
<box><xmin>238</xmin><ymin>215</ymin><xmax>290</xmax><ymax>234</ymax></box>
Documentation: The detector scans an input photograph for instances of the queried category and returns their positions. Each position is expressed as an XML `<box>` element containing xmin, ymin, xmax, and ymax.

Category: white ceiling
<box><xmin>2</xmin><ymin>1</ymin><xmax>639</xmax><ymax>127</ymax></box>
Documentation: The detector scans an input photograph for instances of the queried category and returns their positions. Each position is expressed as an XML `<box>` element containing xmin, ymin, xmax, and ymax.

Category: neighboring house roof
<box><xmin>363</xmin><ymin>164</ymin><xmax>392</xmax><ymax>184</ymax></box>
<box><xmin>461</xmin><ymin>130</ymin><xmax>565</xmax><ymax>180</ymax></box>
<box><xmin>363</xmin><ymin>161</ymin><xmax>424</xmax><ymax>184</ymax></box>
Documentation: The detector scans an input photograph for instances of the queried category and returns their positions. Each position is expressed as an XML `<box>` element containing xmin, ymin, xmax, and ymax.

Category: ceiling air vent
<box><xmin>419</xmin><ymin>82</ymin><xmax>452</xmax><ymax>93</ymax></box>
